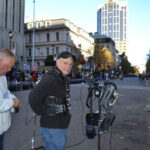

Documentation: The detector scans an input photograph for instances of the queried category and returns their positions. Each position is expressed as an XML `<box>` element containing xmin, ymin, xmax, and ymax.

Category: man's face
<box><xmin>0</xmin><ymin>57</ymin><xmax>15</xmax><ymax>75</ymax></box>
<box><xmin>56</xmin><ymin>57</ymin><xmax>73</xmax><ymax>75</ymax></box>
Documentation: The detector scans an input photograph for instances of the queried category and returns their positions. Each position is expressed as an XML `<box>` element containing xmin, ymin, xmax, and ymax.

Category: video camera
<box><xmin>80</xmin><ymin>57</ymin><xmax>119</xmax><ymax>139</ymax></box>
<box><xmin>81</xmin><ymin>56</ymin><xmax>95</xmax><ymax>81</ymax></box>
<box><xmin>85</xmin><ymin>81</ymin><xmax>118</xmax><ymax>139</ymax></box>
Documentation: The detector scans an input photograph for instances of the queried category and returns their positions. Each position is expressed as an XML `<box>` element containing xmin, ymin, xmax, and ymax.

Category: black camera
<box><xmin>86</xmin><ymin>113</ymin><xmax>98</xmax><ymax>139</ymax></box>
<box><xmin>82</xmin><ymin>57</ymin><xmax>95</xmax><ymax>80</ymax></box>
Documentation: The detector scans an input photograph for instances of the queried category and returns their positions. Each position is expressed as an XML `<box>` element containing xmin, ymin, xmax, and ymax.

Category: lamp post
<box><xmin>11</xmin><ymin>43</ymin><xmax>16</xmax><ymax>54</ymax></box>
<box><xmin>32</xmin><ymin>0</ymin><xmax>35</xmax><ymax>67</ymax></box>
<box><xmin>9</xmin><ymin>31</ymin><xmax>13</xmax><ymax>50</ymax></box>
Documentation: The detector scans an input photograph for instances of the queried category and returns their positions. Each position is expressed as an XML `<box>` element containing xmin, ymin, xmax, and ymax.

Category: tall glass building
<box><xmin>97</xmin><ymin>0</ymin><xmax>128</xmax><ymax>55</ymax></box>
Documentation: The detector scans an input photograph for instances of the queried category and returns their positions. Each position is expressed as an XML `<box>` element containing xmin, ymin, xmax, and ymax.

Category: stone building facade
<box><xmin>0</xmin><ymin>0</ymin><xmax>26</xmax><ymax>67</ymax></box>
<box><xmin>25</xmin><ymin>17</ymin><xmax>94</xmax><ymax>67</ymax></box>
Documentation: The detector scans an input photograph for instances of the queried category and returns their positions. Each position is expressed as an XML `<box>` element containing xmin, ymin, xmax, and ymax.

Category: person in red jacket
<box><xmin>32</xmin><ymin>72</ymin><xmax>38</xmax><ymax>88</ymax></box>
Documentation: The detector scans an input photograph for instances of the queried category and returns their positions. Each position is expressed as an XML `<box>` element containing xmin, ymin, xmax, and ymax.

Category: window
<box><xmin>47</xmin><ymin>33</ymin><xmax>49</xmax><ymax>41</ymax></box>
<box><xmin>5</xmin><ymin>0</ymin><xmax>8</xmax><ymax>29</ymax></box>
<box><xmin>117</xmin><ymin>17</ymin><xmax>119</xmax><ymax>23</ymax></box>
<box><xmin>29</xmin><ymin>34</ymin><xmax>32</xmax><ymax>43</ymax></box>
<box><xmin>114</xmin><ymin>25</ymin><xmax>116</xmax><ymax>31</ymax></box>
<box><xmin>38</xmin><ymin>23</ymin><xmax>40</xmax><ymax>28</ymax></box>
<box><xmin>37</xmin><ymin>48</ymin><xmax>40</xmax><ymax>56</ymax></box>
<box><xmin>47</xmin><ymin>22</ymin><xmax>50</xmax><ymax>26</ymax></box>
<box><xmin>117</xmin><ymin>24</ymin><xmax>119</xmax><ymax>30</ymax></box>
<box><xmin>102</xmin><ymin>12</ymin><xmax>104</xmax><ymax>17</ymax></box>
<box><xmin>29</xmin><ymin>48</ymin><xmax>32</xmax><ymax>57</ymax></box>
<box><xmin>105</xmin><ymin>11</ymin><xmax>107</xmax><ymax>17</ymax></box>
<box><xmin>46</xmin><ymin>47</ymin><xmax>49</xmax><ymax>56</ymax></box>
<box><xmin>108</xmin><ymin>4</ymin><xmax>113</xmax><ymax>12</ymax></box>
<box><xmin>114</xmin><ymin>17</ymin><xmax>116</xmax><ymax>23</ymax></box>
<box><xmin>114</xmin><ymin>10</ymin><xmax>116</xmax><ymax>16</ymax></box>
<box><xmin>52</xmin><ymin>47</ymin><xmax>55</xmax><ymax>55</ymax></box>
<box><xmin>102</xmin><ymin>19</ymin><xmax>104</xmax><ymax>24</ymax></box>
<box><xmin>124</xmin><ymin>18</ymin><xmax>126</xmax><ymax>24</ymax></box>
<box><xmin>105</xmin><ymin>26</ymin><xmax>107</xmax><ymax>31</ymax></box>
<box><xmin>19</xmin><ymin>0</ymin><xmax>21</xmax><ymax>32</ymax></box>
<box><xmin>12</xmin><ymin>0</ymin><xmax>15</xmax><ymax>30</ymax></box>
<box><xmin>37</xmin><ymin>62</ymin><xmax>40</xmax><ymax>66</ymax></box>
<box><xmin>117</xmin><ymin>10</ymin><xmax>119</xmax><ymax>16</ymax></box>
<box><xmin>37</xmin><ymin>34</ymin><xmax>40</xmax><ymax>42</ymax></box>
<box><xmin>29</xmin><ymin>24</ymin><xmax>32</xmax><ymax>29</ymax></box>
<box><xmin>124</xmin><ymin>11</ymin><xmax>126</xmax><ymax>17</ymax></box>
<box><xmin>56</xmin><ymin>32</ymin><xmax>59</xmax><ymax>41</ymax></box>
<box><xmin>56</xmin><ymin>47</ymin><xmax>59</xmax><ymax>56</ymax></box>
<box><xmin>66</xmin><ymin>33</ymin><xmax>69</xmax><ymax>41</ymax></box>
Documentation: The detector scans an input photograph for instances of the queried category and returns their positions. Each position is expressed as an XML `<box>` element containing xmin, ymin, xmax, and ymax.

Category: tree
<box><xmin>94</xmin><ymin>45</ymin><xmax>115</xmax><ymax>70</ymax></box>
<box><xmin>44</xmin><ymin>55</ymin><xmax>55</xmax><ymax>66</ymax></box>
<box><xmin>119</xmin><ymin>59</ymin><xmax>130</xmax><ymax>74</ymax></box>
<box><xmin>119</xmin><ymin>52</ymin><xmax>126</xmax><ymax>60</ymax></box>
<box><xmin>132</xmin><ymin>66</ymin><xmax>140</xmax><ymax>74</ymax></box>
<box><xmin>146</xmin><ymin>57</ymin><xmax>150</xmax><ymax>73</ymax></box>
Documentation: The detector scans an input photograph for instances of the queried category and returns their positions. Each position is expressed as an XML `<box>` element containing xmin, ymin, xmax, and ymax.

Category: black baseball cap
<box><xmin>57</xmin><ymin>51</ymin><xmax>76</xmax><ymax>62</ymax></box>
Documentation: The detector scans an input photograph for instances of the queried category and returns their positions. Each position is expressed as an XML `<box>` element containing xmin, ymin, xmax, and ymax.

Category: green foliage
<box><xmin>119</xmin><ymin>58</ymin><xmax>137</xmax><ymax>74</ymax></box>
<box><xmin>44</xmin><ymin>55</ymin><xmax>55</xmax><ymax>66</ymax></box>
<box><xmin>119</xmin><ymin>59</ymin><xmax>130</xmax><ymax>74</ymax></box>
<box><xmin>146</xmin><ymin>57</ymin><xmax>150</xmax><ymax>73</ymax></box>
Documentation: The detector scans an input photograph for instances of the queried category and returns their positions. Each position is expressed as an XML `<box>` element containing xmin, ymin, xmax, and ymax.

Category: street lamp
<box><xmin>9</xmin><ymin>31</ymin><xmax>13</xmax><ymax>50</ymax></box>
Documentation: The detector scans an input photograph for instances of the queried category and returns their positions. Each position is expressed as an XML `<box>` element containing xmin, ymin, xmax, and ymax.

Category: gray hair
<box><xmin>0</xmin><ymin>48</ymin><xmax>16</xmax><ymax>59</ymax></box>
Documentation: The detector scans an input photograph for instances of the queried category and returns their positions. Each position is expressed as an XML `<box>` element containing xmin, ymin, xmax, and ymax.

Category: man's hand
<box><xmin>13</xmin><ymin>98</ymin><xmax>21</xmax><ymax>108</ymax></box>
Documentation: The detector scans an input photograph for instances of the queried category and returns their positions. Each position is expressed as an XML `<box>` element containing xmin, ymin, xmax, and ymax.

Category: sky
<box><xmin>25</xmin><ymin>0</ymin><xmax>150</xmax><ymax>72</ymax></box>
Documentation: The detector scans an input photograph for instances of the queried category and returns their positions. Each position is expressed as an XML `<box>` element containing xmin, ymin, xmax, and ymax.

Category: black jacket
<box><xmin>28</xmin><ymin>67</ymin><xmax>71</xmax><ymax>129</ymax></box>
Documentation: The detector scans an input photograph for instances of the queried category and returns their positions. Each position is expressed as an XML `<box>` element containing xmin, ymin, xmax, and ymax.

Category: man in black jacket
<box><xmin>29</xmin><ymin>51</ymin><xmax>75</xmax><ymax>150</ymax></box>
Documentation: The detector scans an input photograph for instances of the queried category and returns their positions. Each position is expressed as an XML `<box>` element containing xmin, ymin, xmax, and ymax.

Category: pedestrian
<box><xmin>31</xmin><ymin>71</ymin><xmax>38</xmax><ymax>88</ymax></box>
<box><xmin>29</xmin><ymin>51</ymin><xmax>76</xmax><ymax>150</ymax></box>
<box><xmin>0</xmin><ymin>48</ymin><xmax>20</xmax><ymax>150</ymax></box>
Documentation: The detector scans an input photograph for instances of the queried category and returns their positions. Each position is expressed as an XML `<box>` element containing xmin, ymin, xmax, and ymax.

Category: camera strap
<box><xmin>65</xmin><ymin>76</ymin><xmax>71</xmax><ymax>112</ymax></box>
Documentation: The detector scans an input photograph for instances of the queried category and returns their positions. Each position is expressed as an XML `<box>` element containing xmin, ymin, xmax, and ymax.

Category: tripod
<box><xmin>86</xmin><ymin>80</ymin><xmax>102</xmax><ymax>150</ymax></box>
<box><xmin>86</xmin><ymin>80</ymin><xmax>118</xmax><ymax>150</ymax></box>
<box><xmin>31</xmin><ymin>116</ymin><xmax>45</xmax><ymax>150</ymax></box>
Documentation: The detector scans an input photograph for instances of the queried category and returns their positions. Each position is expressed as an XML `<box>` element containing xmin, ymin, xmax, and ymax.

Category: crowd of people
<box><xmin>5</xmin><ymin>67</ymin><xmax>46</xmax><ymax>91</ymax></box>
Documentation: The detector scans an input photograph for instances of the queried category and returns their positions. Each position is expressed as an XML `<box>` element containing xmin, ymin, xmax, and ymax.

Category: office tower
<box><xmin>97</xmin><ymin>0</ymin><xmax>128</xmax><ymax>55</ymax></box>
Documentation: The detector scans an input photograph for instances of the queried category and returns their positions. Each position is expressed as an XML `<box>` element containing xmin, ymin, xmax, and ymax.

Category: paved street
<box><xmin>3</xmin><ymin>77</ymin><xmax>150</xmax><ymax>150</ymax></box>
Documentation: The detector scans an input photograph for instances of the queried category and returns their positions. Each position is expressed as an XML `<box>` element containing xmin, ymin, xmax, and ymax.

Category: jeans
<box><xmin>40</xmin><ymin>127</ymin><xmax>67</xmax><ymax>150</ymax></box>
<box><xmin>0</xmin><ymin>134</ymin><xmax>3</xmax><ymax>150</ymax></box>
